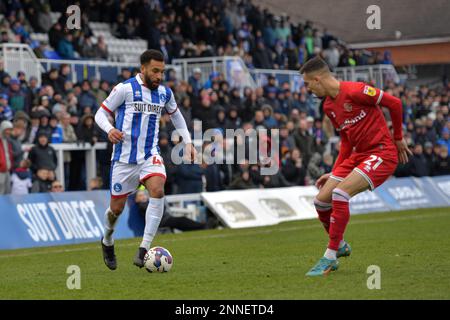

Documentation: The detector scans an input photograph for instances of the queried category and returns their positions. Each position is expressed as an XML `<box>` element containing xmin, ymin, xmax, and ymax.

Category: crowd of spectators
<box><xmin>0</xmin><ymin>0</ymin><xmax>389</xmax><ymax>69</ymax></box>
<box><xmin>0</xmin><ymin>1</ymin><xmax>448</xmax><ymax>196</ymax></box>
<box><xmin>0</xmin><ymin>53</ymin><xmax>449</xmax><ymax>196</ymax></box>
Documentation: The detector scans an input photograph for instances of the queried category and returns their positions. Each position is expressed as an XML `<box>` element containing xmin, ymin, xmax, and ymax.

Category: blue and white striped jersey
<box><xmin>101</xmin><ymin>74</ymin><xmax>177</xmax><ymax>164</ymax></box>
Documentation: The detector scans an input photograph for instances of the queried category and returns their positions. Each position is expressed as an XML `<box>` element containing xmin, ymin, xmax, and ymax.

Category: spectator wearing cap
<box><xmin>0</xmin><ymin>120</ymin><xmax>13</xmax><ymax>194</ymax></box>
<box><xmin>0</xmin><ymin>93</ymin><xmax>13</xmax><ymax>121</ymax></box>
<box><xmin>437</xmin><ymin>127</ymin><xmax>450</xmax><ymax>151</ymax></box>
<box><xmin>7</xmin><ymin>78</ymin><xmax>27</xmax><ymax>114</ymax></box>
<box><xmin>203</xmin><ymin>71</ymin><xmax>221</xmax><ymax>90</ymax></box>
<box><xmin>35</xmin><ymin>110</ymin><xmax>52</xmax><ymax>142</ymax></box>
<box><xmin>227</xmin><ymin>105</ymin><xmax>241</xmax><ymax>130</ymax></box>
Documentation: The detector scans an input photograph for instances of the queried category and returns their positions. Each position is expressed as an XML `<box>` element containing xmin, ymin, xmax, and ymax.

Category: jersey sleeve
<box><xmin>350</xmin><ymin>82</ymin><xmax>403</xmax><ymax>140</ymax></box>
<box><xmin>101</xmin><ymin>83</ymin><xmax>126</xmax><ymax>115</ymax></box>
<box><xmin>350</xmin><ymin>82</ymin><xmax>384</xmax><ymax>107</ymax></box>
<box><xmin>164</xmin><ymin>87</ymin><xmax>178</xmax><ymax>115</ymax></box>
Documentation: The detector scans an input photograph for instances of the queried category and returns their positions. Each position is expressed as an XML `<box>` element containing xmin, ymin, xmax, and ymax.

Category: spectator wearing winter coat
<box><xmin>31</xmin><ymin>168</ymin><xmax>52</xmax><ymax>193</ymax></box>
<box><xmin>28</xmin><ymin>133</ymin><xmax>57</xmax><ymax>174</ymax></box>
<box><xmin>0</xmin><ymin>93</ymin><xmax>13</xmax><ymax>121</ymax></box>
<box><xmin>9</xmin><ymin>119</ymin><xmax>25</xmax><ymax>169</ymax></box>
<box><xmin>77</xmin><ymin>114</ymin><xmax>98</xmax><ymax>145</ymax></box>
<box><xmin>228</xmin><ymin>170</ymin><xmax>257</xmax><ymax>190</ymax></box>
<box><xmin>11</xmin><ymin>159</ymin><xmax>32</xmax><ymax>195</ymax></box>
<box><xmin>433</xmin><ymin>146</ymin><xmax>450</xmax><ymax>176</ymax></box>
<box><xmin>437</xmin><ymin>127</ymin><xmax>450</xmax><ymax>151</ymax></box>
<box><xmin>409</xmin><ymin>143</ymin><xmax>430</xmax><ymax>177</ymax></box>
<box><xmin>282</xmin><ymin>148</ymin><xmax>307</xmax><ymax>186</ymax></box>
<box><xmin>49</xmin><ymin>115</ymin><xmax>63</xmax><ymax>143</ymax></box>
<box><xmin>175</xmin><ymin>163</ymin><xmax>204</xmax><ymax>194</ymax></box>
<box><xmin>57</xmin><ymin>33</ymin><xmax>75</xmax><ymax>59</ymax></box>
<box><xmin>7</xmin><ymin>78</ymin><xmax>28</xmax><ymax>114</ymax></box>
<box><xmin>0</xmin><ymin>120</ymin><xmax>13</xmax><ymax>194</ymax></box>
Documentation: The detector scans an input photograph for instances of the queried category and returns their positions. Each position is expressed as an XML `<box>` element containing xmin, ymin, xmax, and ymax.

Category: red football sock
<box><xmin>313</xmin><ymin>198</ymin><xmax>332</xmax><ymax>233</ymax></box>
<box><xmin>329</xmin><ymin>188</ymin><xmax>351</xmax><ymax>251</ymax></box>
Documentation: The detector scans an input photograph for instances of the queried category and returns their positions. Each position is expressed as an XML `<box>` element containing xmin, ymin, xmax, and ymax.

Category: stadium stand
<box><xmin>0</xmin><ymin>0</ymin><xmax>449</xmax><ymax>197</ymax></box>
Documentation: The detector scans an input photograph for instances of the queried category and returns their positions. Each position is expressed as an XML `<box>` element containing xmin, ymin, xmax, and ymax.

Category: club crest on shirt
<box><xmin>344</xmin><ymin>103</ymin><xmax>352</xmax><ymax>112</ymax></box>
<box><xmin>363</xmin><ymin>85</ymin><xmax>376</xmax><ymax>96</ymax></box>
<box><xmin>159</xmin><ymin>93</ymin><xmax>167</xmax><ymax>103</ymax></box>
<box><xmin>135</xmin><ymin>90</ymin><xmax>141</xmax><ymax>98</ymax></box>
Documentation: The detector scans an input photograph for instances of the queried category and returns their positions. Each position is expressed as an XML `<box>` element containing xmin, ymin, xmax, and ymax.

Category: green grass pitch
<box><xmin>1</xmin><ymin>207</ymin><xmax>449</xmax><ymax>300</ymax></box>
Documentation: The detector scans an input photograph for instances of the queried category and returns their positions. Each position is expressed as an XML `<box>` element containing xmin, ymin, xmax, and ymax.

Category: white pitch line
<box><xmin>0</xmin><ymin>211</ymin><xmax>448</xmax><ymax>259</ymax></box>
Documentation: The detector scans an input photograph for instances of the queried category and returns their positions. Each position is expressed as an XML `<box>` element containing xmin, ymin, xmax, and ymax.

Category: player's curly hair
<box><xmin>140</xmin><ymin>49</ymin><xmax>164</xmax><ymax>65</ymax></box>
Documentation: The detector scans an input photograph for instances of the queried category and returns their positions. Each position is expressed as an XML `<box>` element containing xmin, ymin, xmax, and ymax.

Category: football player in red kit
<box><xmin>301</xmin><ymin>57</ymin><xmax>412</xmax><ymax>276</ymax></box>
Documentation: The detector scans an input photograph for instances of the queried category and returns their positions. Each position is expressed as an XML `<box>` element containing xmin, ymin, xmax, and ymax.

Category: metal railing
<box><xmin>172</xmin><ymin>56</ymin><xmax>257</xmax><ymax>90</ymax></box>
<box><xmin>173</xmin><ymin>55</ymin><xmax>399</xmax><ymax>90</ymax></box>
<box><xmin>38</xmin><ymin>58</ymin><xmax>179</xmax><ymax>84</ymax></box>
<box><xmin>334</xmin><ymin>64</ymin><xmax>400</xmax><ymax>88</ymax></box>
<box><xmin>1</xmin><ymin>43</ymin><xmax>45</xmax><ymax>86</ymax></box>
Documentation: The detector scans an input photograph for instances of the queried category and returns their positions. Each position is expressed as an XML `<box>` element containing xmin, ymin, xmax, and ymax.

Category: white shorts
<box><xmin>110</xmin><ymin>154</ymin><xmax>166</xmax><ymax>198</ymax></box>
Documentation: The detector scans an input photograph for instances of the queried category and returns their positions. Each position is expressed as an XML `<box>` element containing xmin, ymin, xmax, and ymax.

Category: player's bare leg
<box><xmin>101</xmin><ymin>196</ymin><xmax>127</xmax><ymax>270</ymax></box>
<box><xmin>133</xmin><ymin>175</ymin><xmax>166</xmax><ymax>268</ymax></box>
<box><xmin>307</xmin><ymin>171</ymin><xmax>369</xmax><ymax>276</ymax></box>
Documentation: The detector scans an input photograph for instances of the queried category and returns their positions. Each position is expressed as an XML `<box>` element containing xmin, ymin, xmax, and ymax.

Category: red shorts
<box><xmin>330</xmin><ymin>147</ymin><xmax>398</xmax><ymax>191</ymax></box>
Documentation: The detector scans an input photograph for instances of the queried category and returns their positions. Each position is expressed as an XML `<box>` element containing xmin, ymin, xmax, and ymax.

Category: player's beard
<box><xmin>144</xmin><ymin>74</ymin><xmax>160</xmax><ymax>90</ymax></box>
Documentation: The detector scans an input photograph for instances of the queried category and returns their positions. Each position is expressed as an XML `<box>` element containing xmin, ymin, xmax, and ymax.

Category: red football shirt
<box><xmin>323</xmin><ymin>81</ymin><xmax>403</xmax><ymax>169</ymax></box>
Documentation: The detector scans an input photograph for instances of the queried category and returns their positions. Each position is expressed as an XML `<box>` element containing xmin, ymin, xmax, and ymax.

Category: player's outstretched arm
<box><xmin>351</xmin><ymin>83</ymin><xmax>412</xmax><ymax>164</ymax></box>
<box><xmin>169</xmin><ymin>108</ymin><xmax>196</xmax><ymax>162</ymax></box>
<box><xmin>377</xmin><ymin>92</ymin><xmax>412</xmax><ymax>164</ymax></box>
